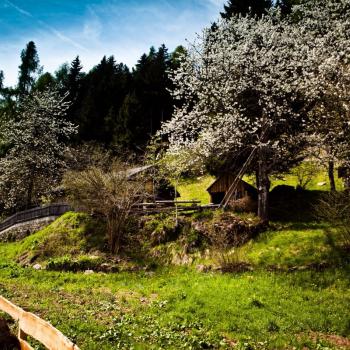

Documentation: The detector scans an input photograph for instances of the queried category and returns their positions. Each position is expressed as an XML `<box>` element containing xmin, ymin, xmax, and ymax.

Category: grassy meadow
<box><xmin>0</xmin><ymin>165</ymin><xmax>349</xmax><ymax>350</ymax></box>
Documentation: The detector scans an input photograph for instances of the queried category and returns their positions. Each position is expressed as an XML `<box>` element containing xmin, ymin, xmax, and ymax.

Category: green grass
<box><xmin>0</xmin><ymin>212</ymin><xmax>105</xmax><ymax>265</ymax></box>
<box><xmin>0</xmin><ymin>266</ymin><xmax>349</xmax><ymax>350</ymax></box>
<box><xmin>0</xmin><ymin>184</ymin><xmax>349</xmax><ymax>349</ymax></box>
<box><xmin>0</xmin><ymin>214</ymin><xmax>349</xmax><ymax>349</ymax></box>
<box><xmin>240</xmin><ymin>224</ymin><xmax>345</xmax><ymax>268</ymax></box>
<box><xmin>244</xmin><ymin>164</ymin><xmax>345</xmax><ymax>192</ymax></box>
<box><xmin>177</xmin><ymin>175</ymin><xmax>215</xmax><ymax>204</ymax></box>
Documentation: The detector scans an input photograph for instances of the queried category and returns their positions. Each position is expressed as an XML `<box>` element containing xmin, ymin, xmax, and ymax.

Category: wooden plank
<box><xmin>19</xmin><ymin>312</ymin><xmax>76</xmax><ymax>350</ymax></box>
<box><xmin>0</xmin><ymin>295</ymin><xmax>79</xmax><ymax>350</ymax></box>
<box><xmin>0</xmin><ymin>296</ymin><xmax>23</xmax><ymax>320</ymax></box>
<box><xmin>19</xmin><ymin>339</ymin><xmax>34</xmax><ymax>350</ymax></box>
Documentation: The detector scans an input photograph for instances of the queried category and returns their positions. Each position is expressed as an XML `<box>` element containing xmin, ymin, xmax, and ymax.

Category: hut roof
<box><xmin>207</xmin><ymin>175</ymin><xmax>256</xmax><ymax>193</ymax></box>
<box><xmin>125</xmin><ymin>165</ymin><xmax>154</xmax><ymax>179</ymax></box>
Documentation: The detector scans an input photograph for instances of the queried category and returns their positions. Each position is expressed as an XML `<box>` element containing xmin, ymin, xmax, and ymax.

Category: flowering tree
<box><xmin>0</xmin><ymin>90</ymin><xmax>76</xmax><ymax>210</ymax></box>
<box><xmin>160</xmin><ymin>2</ymin><xmax>349</xmax><ymax>222</ymax></box>
<box><xmin>297</xmin><ymin>0</ymin><xmax>350</xmax><ymax>191</ymax></box>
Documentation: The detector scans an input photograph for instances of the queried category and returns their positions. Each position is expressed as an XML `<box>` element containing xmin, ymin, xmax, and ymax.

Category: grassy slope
<box><xmin>0</xmin><ymin>167</ymin><xmax>349</xmax><ymax>350</ymax></box>
<box><xmin>241</xmin><ymin>224</ymin><xmax>345</xmax><ymax>268</ymax></box>
<box><xmin>177</xmin><ymin>175</ymin><xmax>215</xmax><ymax>204</ymax></box>
<box><xmin>0</xmin><ymin>214</ymin><xmax>349</xmax><ymax>349</ymax></box>
<box><xmin>0</xmin><ymin>212</ymin><xmax>105</xmax><ymax>266</ymax></box>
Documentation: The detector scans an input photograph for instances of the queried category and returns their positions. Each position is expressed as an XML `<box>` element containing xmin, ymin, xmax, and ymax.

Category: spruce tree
<box><xmin>0</xmin><ymin>71</ymin><xmax>3</xmax><ymax>91</ymax></box>
<box><xmin>67</xmin><ymin>56</ymin><xmax>83</xmax><ymax>101</ymax></box>
<box><xmin>220</xmin><ymin>0</ymin><xmax>273</xmax><ymax>19</ymax></box>
<box><xmin>17</xmin><ymin>41</ymin><xmax>40</xmax><ymax>97</ymax></box>
<box><xmin>77</xmin><ymin>56</ymin><xmax>131</xmax><ymax>145</ymax></box>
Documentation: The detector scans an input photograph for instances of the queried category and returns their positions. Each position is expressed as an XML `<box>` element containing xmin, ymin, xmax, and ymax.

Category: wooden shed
<box><xmin>338</xmin><ymin>166</ymin><xmax>350</xmax><ymax>189</ymax></box>
<box><xmin>207</xmin><ymin>174</ymin><xmax>257</xmax><ymax>205</ymax></box>
<box><xmin>126</xmin><ymin>165</ymin><xmax>179</xmax><ymax>200</ymax></box>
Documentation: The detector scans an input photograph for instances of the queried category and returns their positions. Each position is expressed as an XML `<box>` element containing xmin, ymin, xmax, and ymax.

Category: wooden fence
<box><xmin>0</xmin><ymin>201</ymin><xmax>217</xmax><ymax>234</ymax></box>
<box><xmin>0</xmin><ymin>204</ymin><xmax>71</xmax><ymax>233</ymax></box>
<box><xmin>0</xmin><ymin>295</ymin><xmax>80</xmax><ymax>350</ymax></box>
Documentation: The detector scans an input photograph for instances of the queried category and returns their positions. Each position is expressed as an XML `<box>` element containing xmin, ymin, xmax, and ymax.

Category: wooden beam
<box><xmin>0</xmin><ymin>295</ymin><xmax>80</xmax><ymax>350</ymax></box>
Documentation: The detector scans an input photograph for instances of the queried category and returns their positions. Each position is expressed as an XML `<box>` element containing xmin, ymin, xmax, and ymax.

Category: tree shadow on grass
<box><xmin>269</xmin><ymin>190</ymin><xmax>325</xmax><ymax>223</ymax></box>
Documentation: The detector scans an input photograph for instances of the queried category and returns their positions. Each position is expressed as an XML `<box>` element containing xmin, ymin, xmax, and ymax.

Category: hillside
<box><xmin>0</xmin><ymin>203</ymin><xmax>349</xmax><ymax>349</ymax></box>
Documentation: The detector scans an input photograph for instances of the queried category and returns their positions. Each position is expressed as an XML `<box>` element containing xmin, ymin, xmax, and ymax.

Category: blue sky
<box><xmin>0</xmin><ymin>0</ymin><xmax>223</xmax><ymax>86</ymax></box>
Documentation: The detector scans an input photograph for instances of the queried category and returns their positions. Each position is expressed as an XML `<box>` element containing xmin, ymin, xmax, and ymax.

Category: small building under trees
<box><xmin>207</xmin><ymin>175</ymin><xmax>257</xmax><ymax>205</ymax></box>
<box><xmin>338</xmin><ymin>166</ymin><xmax>350</xmax><ymax>189</ymax></box>
<box><xmin>126</xmin><ymin>165</ymin><xmax>178</xmax><ymax>201</ymax></box>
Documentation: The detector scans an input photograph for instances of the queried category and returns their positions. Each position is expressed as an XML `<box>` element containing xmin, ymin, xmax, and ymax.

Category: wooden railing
<box><xmin>0</xmin><ymin>204</ymin><xmax>71</xmax><ymax>233</ymax></box>
<box><xmin>0</xmin><ymin>296</ymin><xmax>80</xmax><ymax>350</ymax></box>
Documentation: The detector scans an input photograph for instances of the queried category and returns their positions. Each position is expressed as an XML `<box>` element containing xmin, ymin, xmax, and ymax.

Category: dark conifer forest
<box><xmin>0</xmin><ymin>42</ymin><xmax>185</xmax><ymax>153</ymax></box>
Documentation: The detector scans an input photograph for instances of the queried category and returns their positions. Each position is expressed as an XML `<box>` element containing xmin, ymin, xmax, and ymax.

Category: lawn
<box><xmin>0</xmin><ymin>265</ymin><xmax>349</xmax><ymax>350</ymax></box>
<box><xmin>0</xmin><ymin>214</ymin><xmax>349</xmax><ymax>349</ymax></box>
<box><xmin>177</xmin><ymin>175</ymin><xmax>215</xmax><ymax>204</ymax></box>
<box><xmin>0</xmin><ymin>169</ymin><xmax>349</xmax><ymax>350</ymax></box>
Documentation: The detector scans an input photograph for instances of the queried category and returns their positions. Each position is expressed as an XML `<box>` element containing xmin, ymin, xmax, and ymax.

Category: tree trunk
<box><xmin>328</xmin><ymin>161</ymin><xmax>336</xmax><ymax>192</ymax></box>
<box><xmin>257</xmin><ymin>155</ymin><xmax>270</xmax><ymax>224</ymax></box>
<box><xmin>26</xmin><ymin>177</ymin><xmax>34</xmax><ymax>209</ymax></box>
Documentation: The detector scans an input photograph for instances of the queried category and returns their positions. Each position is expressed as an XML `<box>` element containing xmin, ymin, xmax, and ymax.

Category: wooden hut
<box><xmin>126</xmin><ymin>165</ymin><xmax>178</xmax><ymax>200</ymax></box>
<box><xmin>338</xmin><ymin>166</ymin><xmax>350</xmax><ymax>189</ymax></box>
<box><xmin>207</xmin><ymin>174</ymin><xmax>257</xmax><ymax>205</ymax></box>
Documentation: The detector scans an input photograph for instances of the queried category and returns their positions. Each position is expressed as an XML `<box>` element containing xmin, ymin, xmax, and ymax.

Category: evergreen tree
<box><xmin>220</xmin><ymin>0</ymin><xmax>273</xmax><ymax>19</ymax></box>
<box><xmin>77</xmin><ymin>56</ymin><xmax>131</xmax><ymax>145</ymax></box>
<box><xmin>17</xmin><ymin>41</ymin><xmax>40</xmax><ymax>97</ymax></box>
<box><xmin>170</xmin><ymin>46</ymin><xmax>187</xmax><ymax>70</ymax></box>
<box><xmin>67</xmin><ymin>56</ymin><xmax>83</xmax><ymax>101</ymax></box>
<box><xmin>0</xmin><ymin>71</ymin><xmax>17</xmax><ymax>121</ymax></box>
<box><xmin>65</xmin><ymin>56</ymin><xmax>85</xmax><ymax>126</ymax></box>
<box><xmin>54</xmin><ymin>63</ymin><xmax>70</xmax><ymax>93</ymax></box>
<box><xmin>113</xmin><ymin>92</ymin><xmax>143</xmax><ymax>150</ymax></box>
<box><xmin>34</xmin><ymin>72</ymin><xmax>56</xmax><ymax>92</ymax></box>
<box><xmin>132</xmin><ymin>45</ymin><xmax>173</xmax><ymax>149</ymax></box>
<box><xmin>275</xmin><ymin>0</ymin><xmax>301</xmax><ymax>16</ymax></box>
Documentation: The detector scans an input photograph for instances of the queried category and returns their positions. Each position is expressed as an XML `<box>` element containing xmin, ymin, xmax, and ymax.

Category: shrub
<box><xmin>216</xmin><ymin>249</ymin><xmax>252</xmax><ymax>273</ymax></box>
<box><xmin>142</xmin><ymin>214</ymin><xmax>180</xmax><ymax>246</ymax></box>
<box><xmin>64</xmin><ymin>160</ymin><xmax>147</xmax><ymax>254</ymax></box>
<box><xmin>46</xmin><ymin>255</ymin><xmax>104</xmax><ymax>272</ymax></box>
<box><xmin>316</xmin><ymin>191</ymin><xmax>350</xmax><ymax>249</ymax></box>
<box><xmin>229</xmin><ymin>196</ymin><xmax>257</xmax><ymax>213</ymax></box>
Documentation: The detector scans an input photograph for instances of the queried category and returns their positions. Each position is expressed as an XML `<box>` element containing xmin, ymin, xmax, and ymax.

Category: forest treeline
<box><xmin>0</xmin><ymin>43</ymin><xmax>185</xmax><ymax>152</ymax></box>
<box><xmin>0</xmin><ymin>0</ymin><xmax>297</xmax><ymax>154</ymax></box>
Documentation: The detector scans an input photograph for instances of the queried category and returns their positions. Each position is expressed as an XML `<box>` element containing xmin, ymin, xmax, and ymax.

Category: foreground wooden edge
<box><xmin>0</xmin><ymin>295</ymin><xmax>80</xmax><ymax>350</ymax></box>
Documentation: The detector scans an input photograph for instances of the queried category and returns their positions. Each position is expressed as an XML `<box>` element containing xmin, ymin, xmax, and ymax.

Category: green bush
<box><xmin>46</xmin><ymin>255</ymin><xmax>104</xmax><ymax>272</ymax></box>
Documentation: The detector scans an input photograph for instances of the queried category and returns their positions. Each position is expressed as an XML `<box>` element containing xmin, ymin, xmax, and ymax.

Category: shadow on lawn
<box><xmin>269</xmin><ymin>189</ymin><xmax>325</xmax><ymax>223</ymax></box>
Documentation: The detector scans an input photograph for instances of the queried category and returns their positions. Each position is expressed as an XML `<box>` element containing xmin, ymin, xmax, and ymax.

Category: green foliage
<box><xmin>0</xmin><ymin>212</ymin><xmax>106</xmax><ymax>265</ymax></box>
<box><xmin>143</xmin><ymin>214</ymin><xmax>179</xmax><ymax>246</ymax></box>
<box><xmin>34</xmin><ymin>72</ymin><xmax>56</xmax><ymax>92</ymax></box>
<box><xmin>46</xmin><ymin>255</ymin><xmax>104</xmax><ymax>272</ymax></box>
<box><xmin>241</xmin><ymin>224</ymin><xmax>345</xmax><ymax>268</ymax></box>
<box><xmin>220</xmin><ymin>0</ymin><xmax>273</xmax><ymax>19</ymax></box>
<box><xmin>316</xmin><ymin>192</ymin><xmax>350</xmax><ymax>250</ymax></box>
<box><xmin>0</xmin><ymin>200</ymin><xmax>349</xmax><ymax>349</ymax></box>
